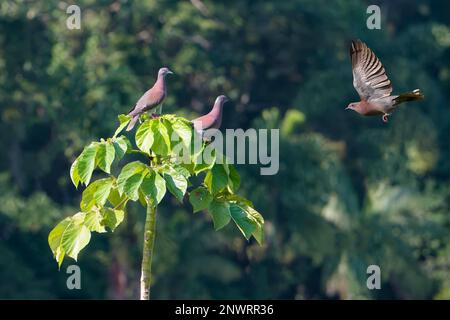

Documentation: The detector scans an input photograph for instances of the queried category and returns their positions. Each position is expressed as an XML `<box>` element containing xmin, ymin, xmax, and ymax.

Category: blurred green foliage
<box><xmin>0</xmin><ymin>0</ymin><xmax>449</xmax><ymax>299</ymax></box>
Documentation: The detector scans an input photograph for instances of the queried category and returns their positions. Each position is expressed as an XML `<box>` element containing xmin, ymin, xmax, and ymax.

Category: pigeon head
<box><xmin>158</xmin><ymin>67</ymin><xmax>174</xmax><ymax>77</ymax></box>
<box><xmin>346</xmin><ymin>102</ymin><xmax>362</xmax><ymax>114</ymax></box>
<box><xmin>215</xmin><ymin>95</ymin><xmax>230</xmax><ymax>106</ymax></box>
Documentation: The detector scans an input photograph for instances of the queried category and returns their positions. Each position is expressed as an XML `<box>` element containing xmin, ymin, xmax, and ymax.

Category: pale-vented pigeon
<box><xmin>347</xmin><ymin>39</ymin><xmax>423</xmax><ymax>123</ymax></box>
<box><xmin>192</xmin><ymin>95</ymin><xmax>229</xmax><ymax>137</ymax></box>
<box><xmin>126</xmin><ymin>67</ymin><xmax>173</xmax><ymax>131</ymax></box>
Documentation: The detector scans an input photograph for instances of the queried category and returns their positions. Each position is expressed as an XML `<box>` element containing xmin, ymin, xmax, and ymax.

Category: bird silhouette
<box><xmin>126</xmin><ymin>67</ymin><xmax>173</xmax><ymax>131</ymax></box>
<box><xmin>347</xmin><ymin>39</ymin><xmax>423</xmax><ymax>123</ymax></box>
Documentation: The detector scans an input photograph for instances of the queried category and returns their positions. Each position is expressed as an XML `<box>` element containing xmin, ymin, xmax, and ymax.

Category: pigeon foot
<box><xmin>382</xmin><ymin>114</ymin><xmax>390</xmax><ymax>123</ymax></box>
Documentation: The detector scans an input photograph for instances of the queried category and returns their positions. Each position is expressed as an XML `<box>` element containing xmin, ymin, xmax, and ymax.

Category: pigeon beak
<box><xmin>345</xmin><ymin>106</ymin><xmax>350</xmax><ymax>110</ymax></box>
<box><xmin>167</xmin><ymin>70</ymin><xmax>174</xmax><ymax>75</ymax></box>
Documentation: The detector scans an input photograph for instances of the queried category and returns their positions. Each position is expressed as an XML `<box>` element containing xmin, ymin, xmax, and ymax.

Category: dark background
<box><xmin>0</xmin><ymin>0</ymin><xmax>449</xmax><ymax>299</ymax></box>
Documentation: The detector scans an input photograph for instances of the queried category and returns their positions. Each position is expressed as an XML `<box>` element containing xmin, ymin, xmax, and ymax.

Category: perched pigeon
<box><xmin>347</xmin><ymin>39</ymin><xmax>423</xmax><ymax>123</ymax></box>
<box><xmin>126</xmin><ymin>67</ymin><xmax>173</xmax><ymax>131</ymax></box>
<box><xmin>192</xmin><ymin>95</ymin><xmax>229</xmax><ymax>137</ymax></box>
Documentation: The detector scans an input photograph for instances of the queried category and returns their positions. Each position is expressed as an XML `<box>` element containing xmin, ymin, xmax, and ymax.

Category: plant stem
<box><xmin>140</xmin><ymin>203</ymin><xmax>157</xmax><ymax>300</ymax></box>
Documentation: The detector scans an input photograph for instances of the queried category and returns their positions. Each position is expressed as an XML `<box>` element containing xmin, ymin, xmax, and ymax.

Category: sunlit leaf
<box><xmin>48</xmin><ymin>212</ymin><xmax>91</xmax><ymax>268</ymax></box>
<box><xmin>77</xmin><ymin>143</ymin><xmax>99</xmax><ymax>186</ymax></box>
<box><xmin>96</xmin><ymin>142</ymin><xmax>115</xmax><ymax>174</ymax></box>
<box><xmin>141</xmin><ymin>171</ymin><xmax>166</xmax><ymax>205</ymax></box>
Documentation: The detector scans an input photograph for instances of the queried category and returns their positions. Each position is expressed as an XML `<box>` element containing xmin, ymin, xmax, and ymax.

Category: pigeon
<box><xmin>347</xmin><ymin>39</ymin><xmax>424</xmax><ymax>123</ymax></box>
<box><xmin>192</xmin><ymin>95</ymin><xmax>229</xmax><ymax>137</ymax></box>
<box><xmin>126</xmin><ymin>67</ymin><xmax>173</xmax><ymax>131</ymax></box>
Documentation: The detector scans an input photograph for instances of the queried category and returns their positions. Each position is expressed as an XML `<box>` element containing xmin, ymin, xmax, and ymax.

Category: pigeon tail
<box><xmin>394</xmin><ymin>89</ymin><xmax>424</xmax><ymax>106</ymax></box>
<box><xmin>126</xmin><ymin>115</ymin><xmax>139</xmax><ymax>131</ymax></box>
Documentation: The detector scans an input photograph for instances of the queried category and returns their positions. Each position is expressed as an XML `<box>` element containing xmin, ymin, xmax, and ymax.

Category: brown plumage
<box><xmin>126</xmin><ymin>67</ymin><xmax>173</xmax><ymax>131</ymax></box>
<box><xmin>192</xmin><ymin>95</ymin><xmax>229</xmax><ymax>136</ymax></box>
<box><xmin>347</xmin><ymin>39</ymin><xmax>423</xmax><ymax>123</ymax></box>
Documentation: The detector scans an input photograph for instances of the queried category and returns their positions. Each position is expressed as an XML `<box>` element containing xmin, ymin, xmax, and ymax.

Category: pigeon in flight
<box><xmin>347</xmin><ymin>39</ymin><xmax>423</xmax><ymax>123</ymax></box>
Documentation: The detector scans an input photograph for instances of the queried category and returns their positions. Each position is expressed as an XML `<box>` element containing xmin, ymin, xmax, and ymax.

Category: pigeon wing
<box><xmin>350</xmin><ymin>39</ymin><xmax>392</xmax><ymax>101</ymax></box>
<box><xmin>129</xmin><ymin>87</ymin><xmax>165</xmax><ymax>116</ymax></box>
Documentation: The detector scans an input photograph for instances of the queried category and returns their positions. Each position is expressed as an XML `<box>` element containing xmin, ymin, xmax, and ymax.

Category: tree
<box><xmin>48</xmin><ymin>113</ymin><xmax>264</xmax><ymax>299</ymax></box>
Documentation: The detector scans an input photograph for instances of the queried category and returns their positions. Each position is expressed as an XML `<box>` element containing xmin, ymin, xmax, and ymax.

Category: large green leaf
<box><xmin>80</xmin><ymin>177</ymin><xmax>114</xmax><ymax>211</ymax></box>
<box><xmin>229</xmin><ymin>204</ymin><xmax>256</xmax><ymax>240</ymax></box>
<box><xmin>48</xmin><ymin>212</ymin><xmax>91</xmax><ymax>268</ymax></box>
<box><xmin>163</xmin><ymin>167</ymin><xmax>188</xmax><ymax>202</ymax></box>
<box><xmin>208</xmin><ymin>200</ymin><xmax>231</xmax><ymax>230</ymax></box>
<box><xmin>123</xmin><ymin>172</ymin><xmax>146</xmax><ymax>201</ymax></box>
<box><xmin>135</xmin><ymin>119</ymin><xmax>154</xmax><ymax>154</ymax></box>
<box><xmin>204</xmin><ymin>164</ymin><xmax>229</xmax><ymax>195</ymax></box>
<box><xmin>189</xmin><ymin>186</ymin><xmax>213</xmax><ymax>213</ymax></box>
<box><xmin>76</xmin><ymin>143</ymin><xmax>99</xmax><ymax>186</ymax></box>
<box><xmin>152</xmin><ymin>120</ymin><xmax>171</xmax><ymax>156</ymax></box>
<box><xmin>140</xmin><ymin>171</ymin><xmax>166</xmax><ymax>205</ymax></box>
<box><xmin>116</xmin><ymin>161</ymin><xmax>147</xmax><ymax>195</ymax></box>
<box><xmin>172</xmin><ymin>118</ymin><xmax>193</xmax><ymax>148</ymax></box>
<box><xmin>113</xmin><ymin>114</ymin><xmax>131</xmax><ymax>138</ymax></box>
<box><xmin>96</xmin><ymin>142</ymin><xmax>115</xmax><ymax>174</ymax></box>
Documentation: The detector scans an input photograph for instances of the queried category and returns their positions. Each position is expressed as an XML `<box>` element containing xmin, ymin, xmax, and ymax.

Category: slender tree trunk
<box><xmin>140</xmin><ymin>204</ymin><xmax>157</xmax><ymax>300</ymax></box>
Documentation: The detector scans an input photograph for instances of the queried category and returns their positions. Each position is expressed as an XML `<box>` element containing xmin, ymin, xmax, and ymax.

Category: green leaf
<box><xmin>101</xmin><ymin>208</ymin><xmax>125</xmax><ymax>231</ymax></box>
<box><xmin>229</xmin><ymin>204</ymin><xmax>256</xmax><ymax>240</ymax></box>
<box><xmin>113</xmin><ymin>114</ymin><xmax>131</xmax><ymax>138</ymax></box>
<box><xmin>107</xmin><ymin>187</ymin><xmax>127</xmax><ymax>208</ymax></box>
<box><xmin>204</xmin><ymin>164</ymin><xmax>229</xmax><ymax>195</ymax></box>
<box><xmin>228</xmin><ymin>165</ymin><xmax>241</xmax><ymax>192</ymax></box>
<box><xmin>123</xmin><ymin>172</ymin><xmax>146</xmax><ymax>201</ymax></box>
<box><xmin>48</xmin><ymin>212</ymin><xmax>91</xmax><ymax>268</ymax></box>
<box><xmin>245</xmin><ymin>205</ymin><xmax>264</xmax><ymax>244</ymax></box>
<box><xmin>172</xmin><ymin>118</ymin><xmax>192</xmax><ymax>148</ymax></box>
<box><xmin>96</xmin><ymin>142</ymin><xmax>115</xmax><ymax>174</ymax></box>
<box><xmin>194</xmin><ymin>149</ymin><xmax>216</xmax><ymax>174</ymax></box>
<box><xmin>117</xmin><ymin>161</ymin><xmax>147</xmax><ymax>195</ymax></box>
<box><xmin>140</xmin><ymin>171</ymin><xmax>166</xmax><ymax>205</ymax></box>
<box><xmin>84</xmin><ymin>210</ymin><xmax>106</xmax><ymax>233</ymax></box>
<box><xmin>70</xmin><ymin>158</ymin><xmax>80</xmax><ymax>188</ymax></box>
<box><xmin>80</xmin><ymin>177</ymin><xmax>114</xmax><ymax>212</ymax></box>
<box><xmin>135</xmin><ymin>119</ymin><xmax>154</xmax><ymax>154</ymax></box>
<box><xmin>189</xmin><ymin>186</ymin><xmax>213</xmax><ymax>213</ymax></box>
<box><xmin>113</xmin><ymin>136</ymin><xmax>129</xmax><ymax>160</ymax></box>
<box><xmin>208</xmin><ymin>200</ymin><xmax>231</xmax><ymax>230</ymax></box>
<box><xmin>77</xmin><ymin>143</ymin><xmax>99</xmax><ymax>186</ymax></box>
<box><xmin>152</xmin><ymin>120</ymin><xmax>171</xmax><ymax>155</ymax></box>
<box><xmin>163</xmin><ymin>167</ymin><xmax>188</xmax><ymax>202</ymax></box>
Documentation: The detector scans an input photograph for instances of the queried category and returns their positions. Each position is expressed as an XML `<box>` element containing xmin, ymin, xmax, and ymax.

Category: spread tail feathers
<box><xmin>394</xmin><ymin>89</ymin><xmax>424</xmax><ymax>105</ymax></box>
<box><xmin>126</xmin><ymin>115</ymin><xmax>139</xmax><ymax>131</ymax></box>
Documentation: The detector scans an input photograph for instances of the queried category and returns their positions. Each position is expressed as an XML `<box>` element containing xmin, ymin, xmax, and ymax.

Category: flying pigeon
<box><xmin>347</xmin><ymin>39</ymin><xmax>423</xmax><ymax>123</ymax></box>
<box><xmin>126</xmin><ymin>67</ymin><xmax>174</xmax><ymax>131</ymax></box>
<box><xmin>192</xmin><ymin>95</ymin><xmax>229</xmax><ymax>138</ymax></box>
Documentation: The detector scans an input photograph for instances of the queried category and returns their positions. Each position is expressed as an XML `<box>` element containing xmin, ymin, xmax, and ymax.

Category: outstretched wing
<box><xmin>350</xmin><ymin>39</ymin><xmax>392</xmax><ymax>101</ymax></box>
